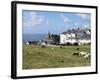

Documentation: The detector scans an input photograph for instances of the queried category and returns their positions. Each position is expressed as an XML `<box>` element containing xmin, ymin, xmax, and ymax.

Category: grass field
<box><xmin>23</xmin><ymin>45</ymin><xmax>91</xmax><ymax>69</ymax></box>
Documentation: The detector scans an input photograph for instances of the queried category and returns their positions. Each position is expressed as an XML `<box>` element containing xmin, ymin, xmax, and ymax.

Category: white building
<box><xmin>60</xmin><ymin>29</ymin><xmax>91</xmax><ymax>45</ymax></box>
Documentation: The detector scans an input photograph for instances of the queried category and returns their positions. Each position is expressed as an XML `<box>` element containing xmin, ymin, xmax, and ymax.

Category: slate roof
<box><xmin>61</xmin><ymin>28</ymin><xmax>91</xmax><ymax>39</ymax></box>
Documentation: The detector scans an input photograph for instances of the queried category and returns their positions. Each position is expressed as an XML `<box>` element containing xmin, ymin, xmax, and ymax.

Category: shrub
<box><xmin>73</xmin><ymin>42</ymin><xmax>79</xmax><ymax>46</ymax></box>
<box><xmin>87</xmin><ymin>42</ymin><xmax>91</xmax><ymax>45</ymax></box>
<box><xmin>66</xmin><ymin>42</ymin><xmax>72</xmax><ymax>46</ymax></box>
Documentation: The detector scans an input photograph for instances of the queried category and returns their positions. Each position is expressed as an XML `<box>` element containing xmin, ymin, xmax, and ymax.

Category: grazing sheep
<box><xmin>73</xmin><ymin>52</ymin><xmax>79</xmax><ymax>56</ymax></box>
<box><xmin>51</xmin><ymin>48</ymin><xmax>54</xmax><ymax>50</ymax></box>
<box><xmin>79</xmin><ymin>52</ymin><xmax>87</xmax><ymax>56</ymax></box>
<box><xmin>41</xmin><ymin>45</ymin><xmax>45</xmax><ymax>48</ymax></box>
<box><xmin>84</xmin><ymin>53</ymin><xmax>91</xmax><ymax>59</ymax></box>
<box><xmin>41</xmin><ymin>43</ymin><xmax>46</xmax><ymax>48</ymax></box>
<box><xmin>59</xmin><ymin>45</ymin><xmax>63</xmax><ymax>48</ymax></box>
<box><xmin>76</xmin><ymin>48</ymin><xmax>79</xmax><ymax>50</ymax></box>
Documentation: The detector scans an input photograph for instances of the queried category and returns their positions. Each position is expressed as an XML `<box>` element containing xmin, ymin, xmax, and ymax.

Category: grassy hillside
<box><xmin>23</xmin><ymin>45</ymin><xmax>90</xmax><ymax>69</ymax></box>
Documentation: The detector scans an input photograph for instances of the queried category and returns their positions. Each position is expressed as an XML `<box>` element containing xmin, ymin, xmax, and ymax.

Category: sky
<box><xmin>22</xmin><ymin>10</ymin><xmax>91</xmax><ymax>34</ymax></box>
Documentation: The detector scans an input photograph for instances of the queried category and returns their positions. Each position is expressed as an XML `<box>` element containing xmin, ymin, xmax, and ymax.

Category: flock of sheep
<box><xmin>41</xmin><ymin>42</ymin><xmax>91</xmax><ymax>59</ymax></box>
<box><xmin>73</xmin><ymin>51</ymin><xmax>91</xmax><ymax>59</ymax></box>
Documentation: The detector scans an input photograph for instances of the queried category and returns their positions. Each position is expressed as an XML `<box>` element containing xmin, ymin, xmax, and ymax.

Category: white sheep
<box><xmin>41</xmin><ymin>42</ymin><xmax>46</xmax><ymax>48</ymax></box>
<box><xmin>79</xmin><ymin>52</ymin><xmax>87</xmax><ymax>56</ymax></box>
<box><xmin>51</xmin><ymin>48</ymin><xmax>55</xmax><ymax>50</ymax></box>
<box><xmin>84</xmin><ymin>53</ymin><xmax>91</xmax><ymax>59</ymax></box>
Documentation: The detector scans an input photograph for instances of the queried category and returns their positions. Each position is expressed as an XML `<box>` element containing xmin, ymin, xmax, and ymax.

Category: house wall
<box><xmin>60</xmin><ymin>34</ymin><xmax>66</xmax><ymax>44</ymax></box>
<box><xmin>78</xmin><ymin>39</ymin><xmax>91</xmax><ymax>45</ymax></box>
<box><xmin>60</xmin><ymin>34</ymin><xmax>77</xmax><ymax>44</ymax></box>
<box><xmin>60</xmin><ymin>34</ymin><xmax>91</xmax><ymax>45</ymax></box>
<box><xmin>70</xmin><ymin>33</ymin><xmax>76</xmax><ymax>38</ymax></box>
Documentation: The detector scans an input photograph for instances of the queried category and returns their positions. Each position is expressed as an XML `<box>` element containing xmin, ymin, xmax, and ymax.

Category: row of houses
<box><xmin>60</xmin><ymin>28</ymin><xmax>91</xmax><ymax>45</ymax></box>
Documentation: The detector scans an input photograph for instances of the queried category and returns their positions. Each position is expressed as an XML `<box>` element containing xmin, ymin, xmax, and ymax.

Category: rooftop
<box><xmin>61</xmin><ymin>28</ymin><xmax>91</xmax><ymax>39</ymax></box>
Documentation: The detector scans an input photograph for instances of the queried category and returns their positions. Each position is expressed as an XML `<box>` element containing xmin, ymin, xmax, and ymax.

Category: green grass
<box><xmin>23</xmin><ymin>45</ymin><xmax>91</xmax><ymax>69</ymax></box>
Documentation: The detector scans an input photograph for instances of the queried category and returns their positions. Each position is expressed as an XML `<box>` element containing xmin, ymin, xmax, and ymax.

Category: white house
<box><xmin>60</xmin><ymin>28</ymin><xmax>91</xmax><ymax>45</ymax></box>
<box><xmin>60</xmin><ymin>33</ymin><xmax>76</xmax><ymax>44</ymax></box>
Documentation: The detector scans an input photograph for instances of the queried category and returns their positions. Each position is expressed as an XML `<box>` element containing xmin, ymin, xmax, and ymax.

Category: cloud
<box><xmin>77</xmin><ymin>13</ymin><xmax>90</xmax><ymax>20</ymax></box>
<box><xmin>74</xmin><ymin>22</ymin><xmax>80</xmax><ymax>27</ymax></box>
<box><xmin>73</xmin><ymin>22</ymin><xmax>90</xmax><ymax>28</ymax></box>
<box><xmin>46</xmin><ymin>20</ymin><xmax>49</xmax><ymax>25</ymax></box>
<box><xmin>83</xmin><ymin>24</ymin><xmax>90</xmax><ymax>28</ymax></box>
<box><xmin>60</xmin><ymin>14</ymin><xmax>71</xmax><ymax>24</ymax></box>
<box><xmin>23</xmin><ymin>11</ymin><xmax>44</xmax><ymax>27</ymax></box>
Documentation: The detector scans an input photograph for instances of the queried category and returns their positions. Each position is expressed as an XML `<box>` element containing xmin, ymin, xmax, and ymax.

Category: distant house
<box><xmin>60</xmin><ymin>28</ymin><xmax>91</xmax><ymax>45</ymax></box>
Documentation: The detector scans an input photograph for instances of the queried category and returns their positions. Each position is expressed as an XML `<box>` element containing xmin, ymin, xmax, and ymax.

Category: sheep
<box><xmin>73</xmin><ymin>52</ymin><xmax>79</xmax><ymax>56</ymax></box>
<box><xmin>60</xmin><ymin>46</ymin><xmax>63</xmax><ymax>48</ymax></box>
<box><xmin>51</xmin><ymin>48</ymin><xmax>55</xmax><ymax>50</ymax></box>
<box><xmin>84</xmin><ymin>53</ymin><xmax>91</xmax><ymax>59</ymax></box>
<box><xmin>59</xmin><ymin>45</ymin><xmax>64</xmax><ymax>48</ymax></box>
<box><xmin>79</xmin><ymin>51</ymin><xmax>87</xmax><ymax>56</ymax></box>
<box><xmin>41</xmin><ymin>43</ymin><xmax>46</xmax><ymax>48</ymax></box>
<box><xmin>76</xmin><ymin>48</ymin><xmax>79</xmax><ymax>50</ymax></box>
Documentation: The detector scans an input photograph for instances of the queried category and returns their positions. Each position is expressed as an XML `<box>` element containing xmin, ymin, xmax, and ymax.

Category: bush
<box><xmin>66</xmin><ymin>42</ymin><xmax>72</xmax><ymax>46</ymax></box>
<box><xmin>73</xmin><ymin>42</ymin><xmax>79</xmax><ymax>46</ymax></box>
<box><xmin>87</xmin><ymin>42</ymin><xmax>91</xmax><ymax>45</ymax></box>
<box><xmin>60</xmin><ymin>42</ymin><xmax>72</xmax><ymax>46</ymax></box>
